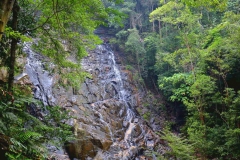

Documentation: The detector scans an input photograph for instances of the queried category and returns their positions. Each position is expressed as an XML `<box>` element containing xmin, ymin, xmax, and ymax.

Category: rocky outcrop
<box><xmin>55</xmin><ymin>44</ymin><xmax>167</xmax><ymax>159</ymax></box>
<box><xmin>24</xmin><ymin>42</ymin><xmax>167</xmax><ymax>159</ymax></box>
<box><xmin>24</xmin><ymin>42</ymin><xmax>55</xmax><ymax>106</ymax></box>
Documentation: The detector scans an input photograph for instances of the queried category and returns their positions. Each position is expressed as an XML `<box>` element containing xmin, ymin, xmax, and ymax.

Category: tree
<box><xmin>1</xmin><ymin>0</ymin><xmax>124</xmax><ymax>91</ymax></box>
<box><xmin>8</xmin><ymin>1</ymin><xmax>19</xmax><ymax>92</ymax></box>
<box><xmin>125</xmin><ymin>28</ymin><xmax>146</xmax><ymax>79</ymax></box>
<box><xmin>181</xmin><ymin>0</ymin><xmax>227</xmax><ymax>11</ymax></box>
<box><xmin>0</xmin><ymin>0</ymin><xmax>15</xmax><ymax>41</ymax></box>
<box><xmin>0</xmin><ymin>0</ymin><xmax>125</xmax><ymax>158</ymax></box>
<box><xmin>152</xmin><ymin>0</ymin><xmax>240</xmax><ymax>159</ymax></box>
<box><xmin>161</xmin><ymin>129</ymin><xmax>196</xmax><ymax>160</ymax></box>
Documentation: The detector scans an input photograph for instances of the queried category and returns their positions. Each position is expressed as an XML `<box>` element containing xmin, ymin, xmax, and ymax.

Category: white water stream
<box><xmin>97</xmin><ymin>44</ymin><xmax>139</xmax><ymax>151</ymax></box>
<box><xmin>23</xmin><ymin>42</ymin><xmax>155</xmax><ymax>159</ymax></box>
<box><xmin>24</xmin><ymin>42</ymin><xmax>55</xmax><ymax>106</ymax></box>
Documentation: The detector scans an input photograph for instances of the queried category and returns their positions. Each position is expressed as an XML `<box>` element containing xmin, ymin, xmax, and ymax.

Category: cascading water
<box><xmin>82</xmin><ymin>44</ymin><xmax>150</xmax><ymax>159</ymax></box>
<box><xmin>23</xmin><ymin>40</ymin><xmax>163</xmax><ymax>160</ymax></box>
<box><xmin>106</xmin><ymin>45</ymin><xmax>135</xmax><ymax>120</ymax></box>
<box><xmin>101</xmin><ymin>45</ymin><xmax>137</xmax><ymax>147</ymax></box>
<box><xmin>23</xmin><ymin>42</ymin><xmax>55</xmax><ymax>106</ymax></box>
<box><xmin>22</xmin><ymin>43</ymin><xmax>71</xmax><ymax>159</ymax></box>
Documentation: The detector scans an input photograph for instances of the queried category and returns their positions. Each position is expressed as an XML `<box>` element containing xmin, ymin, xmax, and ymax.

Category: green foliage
<box><xmin>102</xmin><ymin>0</ymin><xmax>240</xmax><ymax>159</ymax></box>
<box><xmin>0</xmin><ymin>87</ymin><xmax>73</xmax><ymax>159</ymax></box>
<box><xmin>4</xmin><ymin>27</ymin><xmax>31</xmax><ymax>42</ymax></box>
<box><xmin>0</xmin><ymin>0</ymin><xmax>126</xmax><ymax>159</ymax></box>
<box><xmin>1</xmin><ymin>0</ymin><xmax>125</xmax><ymax>90</ymax></box>
<box><xmin>143</xmin><ymin>112</ymin><xmax>151</xmax><ymax>121</ymax></box>
<box><xmin>143</xmin><ymin>34</ymin><xmax>159</xmax><ymax>78</ymax></box>
<box><xmin>149</xmin><ymin>0</ymin><xmax>240</xmax><ymax>159</ymax></box>
<box><xmin>125</xmin><ymin>29</ymin><xmax>145</xmax><ymax>54</ymax></box>
<box><xmin>159</xmin><ymin>73</ymin><xmax>193</xmax><ymax>102</ymax></box>
<box><xmin>228</xmin><ymin>0</ymin><xmax>240</xmax><ymax>13</ymax></box>
<box><xmin>125</xmin><ymin>64</ymin><xmax>133</xmax><ymax>71</ymax></box>
<box><xmin>28</xmin><ymin>0</ymin><xmax>126</xmax><ymax>87</ymax></box>
<box><xmin>150</xmin><ymin>1</ymin><xmax>184</xmax><ymax>22</ymax></box>
<box><xmin>181</xmin><ymin>0</ymin><xmax>227</xmax><ymax>11</ymax></box>
<box><xmin>125</xmin><ymin>29</ymin><xmax>147</xmax><ymax>77</ymax></box>
<box><xmin>160</xmin><ymin>129</ymin><xmax>196</xmax><ymax>159</ymax></box>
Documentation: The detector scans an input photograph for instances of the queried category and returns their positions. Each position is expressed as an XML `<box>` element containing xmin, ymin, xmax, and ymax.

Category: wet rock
<box><xmin>25</xmin><ymin>42</ymin><xmax>168</xmax><ymax>160</ymax></box>
<box><xmin>105</xmin><ymin>83</ymin><xmax>117</xmax><ymax>98</ymax></box>
<box><xmin>111</xmin><ymin>120</ymin><xmax>122</xmax><ymax>129</ymax></box>
<box><xmin>115</xmin><ymin>132</ymin><xmax>125</xmax><ymax>140</ymax></box>
<box><xmin>14</xmin><ymin>73</ymin><xmax>32</xmax><ymax>85</ymax></box>
<box><xmin>121</xmin><ymin>146</ymin><xmax>138</xmax><ymax>160</ymax></box>
<box><xmin>150</xmin><ymin>117</ymin><xmax>155</xmax><ymax>124</ymax></box>
<box><xmin>90</xmin><ymin>139</ymin><xmax>103</xmax><ymax>149</ymax></box>
<box><xmin>66</xmin><ymin>140</ymin><xmax>96</xmax><ymax>159</ymax></box>
<box><xmin>86</xmin><ymin>93</ymin><xmax>97</xmax><ymax>103</ymax></box>
<box><xmin>146</xmin><ymin>140</ymin><xmax>155</xmax><ymax>149</ymax></box>
<box><xmin>78</xmin><ymin>105</ymin><xmax>86</xmax><ymax>112</ymax></box>
<box><xmin>102</xmin><ymin>49</ymin><xmax>107</xmax><ymax>53</ymax></box>
<box><xmin>48</xmin><ymin>146</ymin><xmax>70</xmax><ymax>160</ymax></box>
<box><xmin>119</xmin><ymin>107</ymin><xmax>127</xmax><ymax>117</ymax></box>
<box><xmin>104</xmin><ymin>66</ymin><xmax>111</xmax><ymax>72</ymax></box>
<box><xmin>146</xmin><ymin>131</ymin><xmax>154</xmax><ymax>141</ymax></box>
<box><xmin>123</xmin><ymin>121</ymin><xmax>129</xmax><ymax>128</ymax></box>
<box><xmin>102</xmin><ymin>140</ymin><xmax>113</xmax><ymax>151</ymax></box>
<box><xmin>134</xmin><ymin>118</ymin><xmax>139</xmax><ymax>123</ymax></box>
<box><xmin>133</xmin><ymin>124</ymin><xmax>142</xmax><ymax>138</ymax></box>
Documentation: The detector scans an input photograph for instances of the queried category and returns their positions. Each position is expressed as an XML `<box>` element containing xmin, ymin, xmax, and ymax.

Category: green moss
<box><xmin>143</xmin><ymin>112</ymin><xmax>151</xmax><ymax>121</ymax></box>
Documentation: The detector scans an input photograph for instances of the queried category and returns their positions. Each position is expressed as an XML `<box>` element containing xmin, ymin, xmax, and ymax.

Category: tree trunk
<box><xmin>150</xmin><ymin>0</ymin><xmax>155</xmax><ymax>32</ymax></box>
<box><xmin>0</xmin><ymin>0</ymin><xmax>15</xmax><ymax>40</ymax></box>
<box><xmin>158</xmin><ymin>20</ymin><xmax>162</xmax><ymax>42</ymax></box>
<box><xmin>8</xmin><ymin>1</ymin><xmax>19</xmax><ymax>92</ymax></box>
<box><xmin>183</xmin><ymin>35</ymin><xmax>195</xmax><ymax>80</ymax></box>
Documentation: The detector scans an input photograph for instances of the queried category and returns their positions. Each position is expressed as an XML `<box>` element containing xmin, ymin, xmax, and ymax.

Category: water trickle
<box><xmin>23</xmin><ymin>42</ymin><xmax>55</xmax><ymax>106</ymax></box>
<box><xmin>105</xmin><ymin>45</ymin><xmax>135</xmax><ymax>121</ymax></box>
<box><xmin>23</xmin><ymin>41</ymin><xmax>162</xmax><ymax>159</ymax></box>
<box><xmin>93</xmin><ymin>44</ymin><xmax>143</xmax><ymax>158</ymax></box>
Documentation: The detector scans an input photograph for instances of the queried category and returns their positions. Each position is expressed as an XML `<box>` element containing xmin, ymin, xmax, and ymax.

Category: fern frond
<box><xmin>3</xmin><ymin>112</ymin><xmax>19</xmax><ymax>123</ymax></box>
<box><xmin>0</xmin><ymin>88</ymin><xmax>73</xmax><ymax>159</ymax></box>
<box><xmin>9</xmin><ymin>138</ymin><xmax>27</xmax><ymax>151</ymax></box>
<box><xmin>27</xmin><ymin>144</ymin><xmax>47</xmax><ymax>158</ymax></box>
<box><xmin>18</xmin><ymin>131</ymin><xmax>43</xmax><ymax>143</ymax></box>
<box><xmin>18</xmin><ymin>110</ymin><xmax>42</xmax><ymax>123</ymax></box>
<box><xmin>18</xmin><ymin>111</ymin><xmax>52</xmax><ymax>132</ymax></box>
<box><xmin>14</xmin><ymin>96</ymin><xmax>39</xmax><ymax>105</ymax></box>
<box><xmin>0</xmin><ymin>120</ymin><xmax>7</xmax><ymax>133</ymax></box>
<box><xmin>0</xmin><ymin>102</ymin><xmax>7</xmax><ymax>112</ymax></box>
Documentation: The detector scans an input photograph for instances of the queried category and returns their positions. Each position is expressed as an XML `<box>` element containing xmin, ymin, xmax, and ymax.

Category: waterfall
<box><xmin>87</xmin><ymin>44</ymin><xmax>147</xmax><ymax>159</ymax></box>
<box><xmin>23</xmin><ymin>42</ymin><xmax>162</xmax><ymax>160</ymax></box>
<box><xmin>99</xmin><ymin>44</ymin><xmax>137</xmax><ymax>146</ymax></box>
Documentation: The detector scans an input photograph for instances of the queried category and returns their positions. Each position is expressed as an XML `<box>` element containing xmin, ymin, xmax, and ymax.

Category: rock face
<box><xmin>25</xmin><ymin>43</ymin><xmax>166</xmax><ymax>159</ymax></box>
<box><xmin>24</xmin><ymin>42</ymin><xmax>55</xmax><ymax>106</ymax></box>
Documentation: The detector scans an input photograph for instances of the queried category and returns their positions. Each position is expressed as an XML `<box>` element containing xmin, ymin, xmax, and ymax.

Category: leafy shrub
<box><xmin>0</xmin><ymin>87</ymin><xmax>73</xmax><ymax>159</ymax></box>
